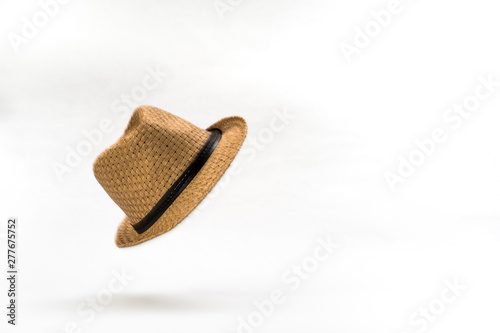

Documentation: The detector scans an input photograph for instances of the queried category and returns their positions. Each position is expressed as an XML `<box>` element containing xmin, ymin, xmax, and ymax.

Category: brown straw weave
<box><xmin>93</xmin><ymin>106</ymin><xmax>247</xmax><ymax>247</ymax></box>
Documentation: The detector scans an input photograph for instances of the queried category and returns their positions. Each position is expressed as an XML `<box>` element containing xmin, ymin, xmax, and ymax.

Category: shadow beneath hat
<box><xmin>109</xmin><ymin>292</ymin><xmax>246</xmax><ymax>312</ymax></box>
<box><xmin>49</xmin><ymin>290</ymin><xmax>254</xmax><ymax>313</ymax></box>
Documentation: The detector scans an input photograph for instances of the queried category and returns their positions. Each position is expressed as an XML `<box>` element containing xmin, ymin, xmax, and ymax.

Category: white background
<box><xmin>1</xmin><ymin>0</ymin><xmax>500</xmax><ymax>332</ymax></box>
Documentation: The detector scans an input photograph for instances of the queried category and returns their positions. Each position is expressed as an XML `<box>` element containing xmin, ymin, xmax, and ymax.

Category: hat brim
<box><xmin>114</xmin><ymin>116</ymin><xmax>247</xmax><ymax>247</ymax></box>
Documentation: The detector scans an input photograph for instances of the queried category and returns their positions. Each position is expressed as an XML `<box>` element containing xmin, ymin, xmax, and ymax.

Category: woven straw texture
<box><xmin>93</xmin><ymin>106</ymin><xmax>247</xmax><ymax>247</ymax></box>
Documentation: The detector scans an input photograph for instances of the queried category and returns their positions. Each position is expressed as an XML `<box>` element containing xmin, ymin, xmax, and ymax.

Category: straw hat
<box><xmin>93</xmin><ymin>106</ymin><xmax>247</xmax><ymax>247</ymax></box>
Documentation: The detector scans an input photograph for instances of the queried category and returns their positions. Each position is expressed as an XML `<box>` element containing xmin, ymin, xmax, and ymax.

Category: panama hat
<box><xmin>93</xmin><ymin>105</ymin><xmax>247</xmax><ymax>247</ymax></box>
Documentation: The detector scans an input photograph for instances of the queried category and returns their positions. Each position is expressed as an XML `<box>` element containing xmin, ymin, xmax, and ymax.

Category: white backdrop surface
<box><xmin>1</xmin><ymin>1</ymin><xmax>500</xmax><ymax>332</ymax></box>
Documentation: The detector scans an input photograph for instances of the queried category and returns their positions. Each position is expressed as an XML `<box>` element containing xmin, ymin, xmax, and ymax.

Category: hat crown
<box><xmin>93</xmin><ymin>106</ymin><xmax>210</xmax><ymax>224</ymax></box>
